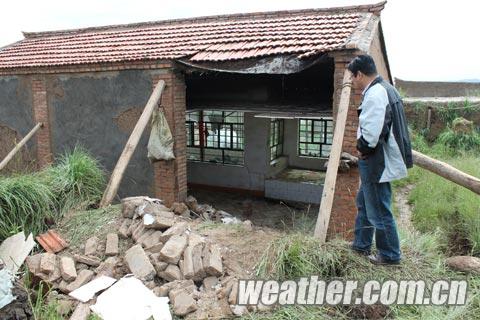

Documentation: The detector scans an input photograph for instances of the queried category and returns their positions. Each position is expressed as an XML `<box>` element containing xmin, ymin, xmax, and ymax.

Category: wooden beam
<box><xmin>100</xmin><ymin>80</ymin><xmax>166</xmax><ymax>207</ymax></box>
<box><xmin>0</xmin><ymin>122</ymin><xmax>43</xmax><ymax>172</ymax></box>
<box><xmin>413</xmin><ymin>150</ymin><xmax>480</xmax><ymax>195</ymax></box>
<box><xmin>314</xmin><ymin>70</ymin><xmax>352</xmax><ymax>242</ymax></box>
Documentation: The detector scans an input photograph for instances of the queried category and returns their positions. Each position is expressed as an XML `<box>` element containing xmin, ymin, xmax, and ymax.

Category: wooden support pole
<box><xmin>314</xmin><ymin>70</ymin><xmax>352</xmax><ymax>242</ymax></box>
<box><xmin>0</xmin><ymin>122</ymin><xmax>43</xmax><ymax>172</ymax></box>
<box><xmin>100</xmin><ymin>80</ymin><xmax>166</xmax><ymax>207</ymax></box>
<box><xmin>413</xmin><ymin>150</ymin><xmax>480</xmax><ymax>195</ymax></box>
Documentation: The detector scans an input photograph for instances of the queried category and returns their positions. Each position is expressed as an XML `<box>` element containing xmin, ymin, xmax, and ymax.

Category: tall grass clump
<box><xmin>255</xmin><ymin>234</ymin><xmax>348</xmax><ymax>280</ymax></box>
<box><xmin>409</xmin><ymin>156</ymin><xmax>480</xmax><ymax>256</ymax></box>
<box><xmin>44</xmin><ymin>146</ymin><xmax>105</xmax><ymax>213</ymax></box>
<box><xmin>0</xmin><ymin>146</ymin><xmax>105</xmax><ymax>241</ymax></box>
<box><xmin>0</xmin><ymin>173</ymin><xmax>54</xmax><ymax>240</ymax></box>
<box><xmin>437</xmin><ymin>127</ymin><xmax>480</xmax><ymax>153</ymax></box>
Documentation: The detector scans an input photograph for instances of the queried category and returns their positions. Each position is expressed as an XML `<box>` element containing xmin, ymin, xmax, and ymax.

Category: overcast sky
<box><xmin>0</xmin><ymin>0</ymin><xmax>478</xmax><ymax>82</ymax></box>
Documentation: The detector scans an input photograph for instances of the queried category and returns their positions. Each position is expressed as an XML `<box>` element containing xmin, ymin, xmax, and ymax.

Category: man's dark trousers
<box><xmin>352</xmin><ymin>159</ymin><xmax>401</xmax><ymax>262</ymax></box>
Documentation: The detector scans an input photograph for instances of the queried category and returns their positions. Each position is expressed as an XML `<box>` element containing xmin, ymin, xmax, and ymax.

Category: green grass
<box><xmin>0</xmin><ymin>173</ymin><xmax>55</xmax><ymax>240</ymax></box>
<box><xmin>58</xmin><ymin>204</ymin><xmax>121</xmax><ymax>249</ymax></box>
<box><xmin>0</xmin><ymin>146</ymin><xmax>105</xmax><ymax>241</ymax></box>
<box><xmin>408</xmin><ymin>155</ymin><xmax>480</xmax><ymax>256</ymax></box>
<box><xmin>246</xmin><ymin>226</ymin><xmax>480</xmax><ymax>319</ymax></box>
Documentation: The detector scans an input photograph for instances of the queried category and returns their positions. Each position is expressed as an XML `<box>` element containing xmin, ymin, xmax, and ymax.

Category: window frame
<box><xmin>298</xmin><ymin>118</ymin><xmax>333</xmax><ymax>158</ymax></box>
<box><xmin>269</xmin><ymin>119</ymin><xmax>284</xmax><ymax>161</ymax></box>
<box><xmin>186</xmin><ymin>110</ymin><xmax>245</xmax><ymax>165</ymax></box>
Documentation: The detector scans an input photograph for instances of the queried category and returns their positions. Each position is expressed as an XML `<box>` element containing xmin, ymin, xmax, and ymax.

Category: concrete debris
<box><xmin>159</xmin><ymin>235</ymin><xmax>187</xmax><ymax>264</ymax></box>
<box><xmin>170</xmin><ymin>290</ymin><xmax>197</xmax><ymax>316</ymax></box>
<box><xmin>26</xmin><ymin>254</ymin><xmax>59</xmax><ymax>282</ymax></box>
<box><xmin>69</xmin><ymin>275</ymin><xmax>117</xmax><ymax>303</ymax></box>
<box><xmin>0</xmin><ymin>269</ymin><xmax>15</xmax><ymax>309</ymax></box>
<box><xmin>446</xmin><ymin>256</ymin><xmax>480</xmax><ymax>274</ymax></box>
<box><xmin>141</xmin><ymin>231</ymin><xmax>163</xmax><ymax>249</ymax></box>
<box><xmin>231</xmin><ymin>305</ymin><xmax>248</xmax><ymax>316</ymax></box>
<box><xmin>145</xmin><ymin>242</ymin><xmax>164</xmax><ymax>254</ymax></box>
<box><xmin>191</xmin><ymin>244</ymin><xmax>206</xmax><ymax>281</ymax></box>
<box><xmin>182</xmin><ymin>246</ymin><xmax>195</xmax><ymax>280</ymax></box>
<box><xmin>221</xmin><ymin>216</ymin><xmax>242</xmax><ymax>224</ymax></box>
<box><xmin>84</xmin><ymin>236</ymin><xmax>99</xmax><ymax>256</ymax></box>
<box><xmin>118</xmin><ymin>219</ymin><xmax>132</xmax><ymax>238</ymax></box>
<box><xmin>124</xmin><ymin>245</ymin><xmax>156</xmax><ymax>281</ymax></box>
<box><xmin>243</xmin><ymin>220</ymin><xmax>253</xmax><ymax>231</ymax></box>
<box><xmin>15</xmin><ymin>196</ymin><xmax>240</xmax><ymax>319</ymax></box>
<box><xmin>95</xmin><ymin>257</ymin><xmax>119</xmax><ymax>278</ymax></box>
<box><xmin>187</xmin><ymin>232</ymin><xmax>205</xmax><ymax>247</ymax></box>
<box><xmin>0</xmin><ymin>231</ymin><xmax>35</xmax><ymax>274</ymax></box>
<box><xmin>66</xmin><ymin>269</ymin><xmax>95</xmax><ymax>293</ymax></box>
<box><xmin>159</xmin><ymin>264</ymin><xmax>183</xmax><ymax>282</ymax></box>
<box><xmin>73</xmin><ymin>254</ymin><xmax>101</xmax><ymax>267</ymax></box>
<box><xmin>202</xmin><ymin>276</ymin><xmax>219</xmax><ymax>292</ymax></box>
<box><xmin>171</xmin><ymin>202</ymin><xmax>190</xmax><ymax>216</ymax></box>
<box><xmin>131</xmin><ymin>222</ymin><xmax>146</xmax><ymax>242</ymax></box>
<box><xmin>156</xmin><ymin>280</ymin><xmax>195</xmax><ymax>297</ymax></box>
<box><xmin>159</xmin><ymin>222</ymin><xmax>188</xmax><ymax>243</ymax></box>
<box><xmin>40</xmin><ymin>252</ymin><xmax>57</xmax><ymax>274</ymax></box>
<box><xmin>144</xmin><ymin>211</ymin><xmax>175</xmax><ymax>230</ymax></box>
<box><xmin>105</xmin><ymin>233</ymin><xmax>119</xmax><ymax>256</ymax></box>
<box><xmin>203</xmin><ymin>244</ymin><xmax>223</xmax><ymax>276</ymax></box>
<box><xmin>185</xmin><ymin>196</ymin><xmax>199</xmax><ymax>212</ymax></box>
<box><xmin>69</xmin><ymin>302</ymin><xmax>91</xmax><ymax>320</ymax></box>
<box><xmin>136</xmin><ymin>229</ymin><xmax>155</xmax><ymax>246</ymax></box>
<box><xmin>60</xmin><ymin>256</ymin><xmax>77</xmax><ymax>281</ymax></box>
<box><xmin>91</xmin><ymin>276</ymin><xmax>172</xmax><ymax>320</ymax></box>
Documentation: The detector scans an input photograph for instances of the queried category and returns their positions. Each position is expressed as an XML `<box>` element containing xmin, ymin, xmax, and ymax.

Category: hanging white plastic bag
<box><xmin>147</xmin><ymin>108</ymin><xmax>175</xmax><ymax>161</ymax></box>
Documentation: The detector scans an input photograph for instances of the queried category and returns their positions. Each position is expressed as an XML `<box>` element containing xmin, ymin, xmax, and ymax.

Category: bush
<box><xmin>45</xmin><ymin>147</ymin><xmax>105</xmax><ymax>213</ymax></box>
<box><xmin>0</xmin><ymin>173</ymin><xmax>54</xmax><ymax>240</ymax></box>
<box><xmin>437</xmin><ymin>128</ymin><xmax>480</xmax><ymax>153</ymax></box>
<box><xmin>0</xmin><ymin>147</ymin><xmax>105</xmax><ymax>241</ymax></box>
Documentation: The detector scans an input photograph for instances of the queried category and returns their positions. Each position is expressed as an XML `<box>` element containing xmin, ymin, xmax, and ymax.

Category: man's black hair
<box><xmin>347</xmin><ymin>54</ymin><xmax>377</xmax><ymax>77</ymax></box>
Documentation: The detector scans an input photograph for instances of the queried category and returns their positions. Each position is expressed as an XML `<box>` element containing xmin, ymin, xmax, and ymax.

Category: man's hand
<box><xmin>357</xmin><ymin>151</ymin><xmax>368</xmax><ymax>160</ymax></box>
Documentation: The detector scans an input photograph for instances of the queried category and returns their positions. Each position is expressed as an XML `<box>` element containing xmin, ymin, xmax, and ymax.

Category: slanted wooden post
<box><xmin>314</xmin><ymin>70</ymin><xmax>352</xmax><ymax>243</ymax></box>
<box><xmin>413</xmin><ymin>150</ymin><xmax>480</xmax><ymax>195</ymax></box>
<box><xmin>100</xmin><ymin>80</ymin><xmax>166</xmax><ymax>207</ymax></box>
<box><xmin>0</xmin><ymin>122</ymin><xmax>43</xmax><ymax>171</ymax></box>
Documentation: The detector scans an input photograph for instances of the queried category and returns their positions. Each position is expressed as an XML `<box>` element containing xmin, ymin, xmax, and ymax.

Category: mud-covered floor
<box><xmin>189</xmin><ymin>187</ymin><xmax>320</xmax><ymax>230</ymax></box>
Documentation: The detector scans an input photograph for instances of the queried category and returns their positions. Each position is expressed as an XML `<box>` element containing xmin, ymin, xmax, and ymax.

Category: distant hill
<box><xmin>457</xmin><ymin>79</ymin><xmax>480</xmax><ymax>83</ymax></box>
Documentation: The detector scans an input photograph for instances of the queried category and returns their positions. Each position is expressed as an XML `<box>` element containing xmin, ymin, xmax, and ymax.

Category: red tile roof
<box><xmin>0</xmin><ymin>2</ymin><xmax>385</xmax><ymax>70</ymax></box>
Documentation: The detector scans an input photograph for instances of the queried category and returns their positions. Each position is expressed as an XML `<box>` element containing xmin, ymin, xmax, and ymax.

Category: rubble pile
<box><xmin>25</xmin><ymin>196</ymin><xmax>253</xmax><ymax>319</ymax></box>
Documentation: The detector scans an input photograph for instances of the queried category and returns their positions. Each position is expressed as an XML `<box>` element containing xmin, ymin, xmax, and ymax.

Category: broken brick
<box><xmin>159</xmin><ymin>222</ymin><xmax>188</xmax><ymax>242</ymax></box>
<box><xmin>40</xmin><ymin>252</ymin><xmax>56</xmax><ymax>274</ymax></box>
<box><xmin>124</xmin><ymin>244</ymin><xmax>156</xmax><ymax>281</ymax></box>
<box><xmin>105</xmin><ymin>233</ymin><xmax>119</xmax><ymax>256</ymax></box>
<box><xmin>84</xmin><ymin>236</ymin><xmax>98</xmax><ymax>256</ymax></box>
<box><xmin>159</xmin><ymin>234</ymin><xmax>187</xmax><ymax>264</ymax></box>
<box><xmin>66</xmin><ymin>269</ymin><xmax>94</xmax><ymax>293</ymax></box>
<box><xmin>59</xmin><ymin>256</ymin><xmax>77</xmax><ymax>282</ymax></box>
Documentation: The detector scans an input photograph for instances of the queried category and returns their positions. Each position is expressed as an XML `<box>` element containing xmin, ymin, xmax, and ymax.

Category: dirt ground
<box><xmin>189</xmin><ymin>187</ymin><xmax>319</xmax><ymax>230</ymax></box>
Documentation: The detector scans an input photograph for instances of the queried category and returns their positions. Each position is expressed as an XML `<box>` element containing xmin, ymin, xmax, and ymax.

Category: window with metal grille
<box><xmin>186</xmin><ymin>110</ymin><xmax>244</xmax><ymax>165</ymax></box>
<box><xmin>298</xmin><ymin>118</ymin><xmax>333</xmax><ymax>158</ymax></box>
<box><xmin>269</xmin><ymin>119</ymin><xmax>284</xmax><ymax>161</ymax></box>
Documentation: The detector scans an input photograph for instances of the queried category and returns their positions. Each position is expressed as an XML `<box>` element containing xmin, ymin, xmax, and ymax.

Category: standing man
<box><xmin>348</xmin><ymin>55</ymin><xmax>413</xmax><ymax>265</ymax></box>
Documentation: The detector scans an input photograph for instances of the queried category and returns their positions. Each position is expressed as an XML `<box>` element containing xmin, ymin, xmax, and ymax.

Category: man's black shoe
<box><xmin>368</xmin><ymin>254</ymin><xmax>401</xmax><ymax>266</ymax></box>
<box><xmin>350</xmin><ymin>244</ymin><xmax>371</xmax><ymax>256</ymax></box>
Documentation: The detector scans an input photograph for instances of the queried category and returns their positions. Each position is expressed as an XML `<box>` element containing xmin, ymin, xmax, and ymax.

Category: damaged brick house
<box><xmin>0</xmin><ymin>1</ymin><xmax>391</xmax><ymax>237</ymax></box>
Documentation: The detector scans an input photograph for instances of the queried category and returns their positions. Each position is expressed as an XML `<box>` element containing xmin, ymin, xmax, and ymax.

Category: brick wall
<box><xmin>32</xmin><ymin>76</ymin><xmax>53</xmax><ymax>168</ymax></box>
<box><xmin>151</xmin><ymin>71</ymin><xmax>187</xmax><ymax>206</ymax></box>
<box><xmin>327</xmin><ymin>51</ymin><xmax>362</xmax><ymax>240</ymax></box>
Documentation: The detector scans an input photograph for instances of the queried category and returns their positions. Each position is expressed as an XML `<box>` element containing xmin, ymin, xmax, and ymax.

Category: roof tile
<box><xmin>0</xmin><ymin>8</ymin><xmax>375</xmax><ymax>69</ymax></box>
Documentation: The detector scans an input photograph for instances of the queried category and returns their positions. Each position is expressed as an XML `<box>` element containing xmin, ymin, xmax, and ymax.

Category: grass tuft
<box><xmin>0</xmin><ymin>146</ymin><xmax>105</xmax><ymax>241</ymax></box>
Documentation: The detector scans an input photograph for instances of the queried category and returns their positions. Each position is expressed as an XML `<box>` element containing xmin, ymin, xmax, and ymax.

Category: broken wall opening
<box><xmin>184</xmin><ymin>57</ymin><xmax>334</xmax><ymax>204</ymax></box>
